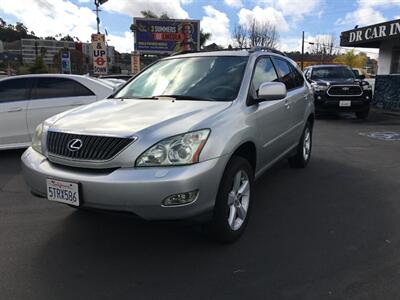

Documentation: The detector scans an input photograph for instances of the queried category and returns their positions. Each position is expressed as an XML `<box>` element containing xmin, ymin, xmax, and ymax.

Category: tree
<box><xmin>0</xmin><ymin>21</ymin><xmax>37</xmax><ymax>42</ymax></box>
<box><xmin>140</xmin><ymin>10</ymin><xmax>159</xmax><ymax>19</ymax></box>
<box><xmin>15</xmin><ymin>22</ymin><xmax>28</xmax><ymax>34</ymax></box>
<box><xmin>232</xmin><ymin>19</ymin><xmax>279</xmax><ymax>49</ymax></box>
<box><xmin>233</xmin><ymin>24</ymin><xmax>247</xmax><ymax>48</ymax></box>
<box><xmin>333</xmin><ymin>50</ymin><xmax>368</xmax><ymax>68</ymax></box>
<box><xmin>0</xmin><ymin>18</ymin><xmax>6</xmax><ymax>28</ymax></box>
<box><xmin>60</xmin><ymin>35</ymin><xmax>74</xmax><ymax>41</ymax></box>
<box><xmin>200</xmin><ymin>29</ymin><xmax>211</xmax><ymax>49</ymax></box>
<box><xmin>308</xmin><ymin>34</ymin><xmax>338</xmax><ymax>56</ymax></box>
<box><xmin>29</xmin><ymin>56</ymin><xmax>48</xmax><ymax>74</ymax></box>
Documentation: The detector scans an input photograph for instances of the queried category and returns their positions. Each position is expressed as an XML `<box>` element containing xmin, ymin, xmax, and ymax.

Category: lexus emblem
<box><xmin>67</xmin><ymin>139</ymin><xmax>83</xmax><ymax>151</ymax></box>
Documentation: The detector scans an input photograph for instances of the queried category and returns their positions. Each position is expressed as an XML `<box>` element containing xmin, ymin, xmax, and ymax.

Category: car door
<box><xmin>0</xmin><ymin>78</ymin><xmax>31</xmax><ymax>148</ymax></box>
<box><xmin>272</xmin><ymin>57</ymin><xmax>308</xmax><ymax>147</ymax></box>
<box><xmin>248</xmin><ymin>56</ymin><xmax>293</xmax><ymax>169</ymax></box>
<box><xmin>27</xmin><ymin>77</ymin><xmax>96</xmax><ymax>137</ymax></box>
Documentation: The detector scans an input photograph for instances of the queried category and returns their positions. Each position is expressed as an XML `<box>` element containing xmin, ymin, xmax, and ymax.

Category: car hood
<box><xmin>49</xmin><ymin>98</ymin><xmax>232</xmax><ymax>137</ymax></box>
<box><xmin>313</xmin><ymin>79</ymin><xmax>360</xmax><ymax>85</ymax></box>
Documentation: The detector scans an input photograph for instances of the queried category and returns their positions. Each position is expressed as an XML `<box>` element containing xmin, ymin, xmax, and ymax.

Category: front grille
<box><xmin>47</xmin><ymin>131</ymin><xmax>134</xmax><ymax>161</ymax></box>
<box><xmin>327</xmin><ymin>85</ymin><xmax>363</xmax><ymax>96</ymax></box>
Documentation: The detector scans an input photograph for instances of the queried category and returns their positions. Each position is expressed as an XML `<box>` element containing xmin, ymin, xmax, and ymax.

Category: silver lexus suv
<box><xmin>22</xmin><ymin>48</ymin><xmax>314</xmax><ymax>242</ymax></box>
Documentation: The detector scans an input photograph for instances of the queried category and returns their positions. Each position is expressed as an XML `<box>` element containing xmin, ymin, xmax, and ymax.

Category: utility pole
<box><xmin>94</xmin><ymin>0</ymin><xmax>108</xmax><ymax>34</ymax></box>
<box><xmin>95</xmin><ymin>0</ymin><xmax>100</xmax><ymax>34</ymax></box>
<box><xmin>301</xmin><ymin>31</ymin><xmax>304</xmax><ymax>70</ymax></box>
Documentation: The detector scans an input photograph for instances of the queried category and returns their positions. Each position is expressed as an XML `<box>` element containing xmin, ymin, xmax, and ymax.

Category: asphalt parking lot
<box><xmin>1</xmin><ymin>110</ymin><xmax>400</xmax><ymax>300</ymax></box>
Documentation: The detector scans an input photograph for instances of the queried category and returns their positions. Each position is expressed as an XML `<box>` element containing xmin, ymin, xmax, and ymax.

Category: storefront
<box><xmin>340</xmin><ymin>18</ymin><xmax>400</xmax><ymax>111</ymax></box>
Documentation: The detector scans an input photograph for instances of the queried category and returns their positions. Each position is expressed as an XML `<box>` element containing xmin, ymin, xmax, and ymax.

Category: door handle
<box><xmin>70</xmin><ymin>102</ymin><xmax>84</xmax><ymax>106</ymax></box>
<box><xmin>284</xmin><ymin>100</ymin><xmax>291</xmax><ymax>110</ymax></box>
<box><xmin>7</xmin><ymin>107</ymin><xmax>22</xmax><ymax>112</ymax></box>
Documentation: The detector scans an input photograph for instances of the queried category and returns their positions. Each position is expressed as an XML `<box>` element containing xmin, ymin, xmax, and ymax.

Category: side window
<box><xmin>0</xmin><ymin>79</ymin><xmax>29</xmax><ymax>102</ymax></box>
<box><xmin>291</xmin><ymin>65</ymin><xmax>305</xmax><ymax>87</ymax></box>
<box><xmin>33</xmin><ymin>77</ymin><xmax>94</xmax><ymax>99</ymax></box>
<box><xmin>251</xmin><ymin>57</ymin><xmax>279</xmax><ymax>92</ymax></box>
<box><xmin>272</xmin><ymin>58</ymin><xmax>297</xmax><ymax>90</ymax></box>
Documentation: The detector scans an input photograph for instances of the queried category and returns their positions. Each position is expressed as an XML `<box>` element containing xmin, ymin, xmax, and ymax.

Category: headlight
<box><xmin>362</xmin><ymin>84</ymin><xmax>372</xmax><ymax>90</ymax></box>
<box><xmin>312</xmin><ymin>84</ymin><xmax>328</xmax><ymax>92</ymax></box>
<box><xmin>136</xmin><ymin>129</ymin><xmax>210</xmax><ymax>167</ymax></box>
<box><xmin>32</xmin><ymin>123</ymin><xmax>44</xmax><ymax>154</ymax></box>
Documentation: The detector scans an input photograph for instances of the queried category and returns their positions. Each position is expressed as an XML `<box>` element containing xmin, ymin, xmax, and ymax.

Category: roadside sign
<box><xmin>133</xmin><ymin>18</ymin><xmax>200</xmax><ymax>54</ymax></box>
<box><xmin>131</xmin><ymin>51</ymin><xmax>140</xmax><ymax>75</ymax></box>
<box><xmin>91</xmin><ymin>33</ymin><xmax>107</xmax><ymax>75</ymax></box>
<box><xmin>61</xmin><ymin>51</ymin><xmax>71</xmax><ymax>74</ymax></box>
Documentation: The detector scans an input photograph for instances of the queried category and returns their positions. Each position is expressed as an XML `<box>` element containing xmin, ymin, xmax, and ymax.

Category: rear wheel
<box><xmin>207</xmin><ymin>156</ymin><xmax>253</xmax><ymax>243</ymax></box>
<box><xmin>288</xmin><ymin>121</ymin><xmax>312</xmax><ymax>168</ymax></box>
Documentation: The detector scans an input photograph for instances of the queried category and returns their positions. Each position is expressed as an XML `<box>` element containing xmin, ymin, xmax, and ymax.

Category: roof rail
<box><xmin>171</xmin><ymin>50</ymin><xmax>199</xmax><ymax>56</ymax></box>
<box><xmin>249</xmin><ymin>46</ymin><xmax>287</xmax><ymax>56</ymax></box>
<box><xmin>170</xmin><ymin>47</ymin><xmax>287</xmax><ymax>56</ymax></box>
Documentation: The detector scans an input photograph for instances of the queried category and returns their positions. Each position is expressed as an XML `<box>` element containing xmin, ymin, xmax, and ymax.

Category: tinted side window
<box><xmin>291</xmin><ymin>66</ymin><xmax>305</xmax><ymax>87</ymax></box>
<box><xmin>251</xmin><ymin>57</ymin><xmax>279</xmax><ymax>92</ymax></box>
<box><xmin>33</xmin><ymin>78</ymin><xmax>94</xmax><ymax>99</ymax></box>
<box><xmin>0</xmin><ymin>78</ymin><xmax>29</xmax><ymax>102</ymax></box>
<box><xmin>272</xmin><ymin>58</ymin><xmax>296</xmax><ymax>90</ymax></box>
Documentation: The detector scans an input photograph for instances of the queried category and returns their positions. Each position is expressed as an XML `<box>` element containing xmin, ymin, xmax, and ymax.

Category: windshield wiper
<box><xmin>152</xmin><ymin>94</ymin><xmax>215</xmax><ymax>101</ymax></box>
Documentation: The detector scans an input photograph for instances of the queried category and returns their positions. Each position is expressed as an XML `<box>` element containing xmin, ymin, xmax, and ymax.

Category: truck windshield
<box><xmin>113</xmin><ymin>56</ymin><xmax>249</xmax><ymax>101</ymax></box>
<box><xmin>311</xmin><ymin>67</ymin><xmax>356</xmax><ymax>80</ymax></box>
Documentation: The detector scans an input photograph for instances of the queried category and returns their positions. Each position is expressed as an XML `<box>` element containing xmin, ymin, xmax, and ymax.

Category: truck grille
<box><xmin>46</xmin><ymin>131</ymin><xmax>134</xmax><ymax>161</ymax></box>
<box><xmin>327</xmin><ymin>85</ymin><xmax>363</xmax><ymax>96</ymax></box>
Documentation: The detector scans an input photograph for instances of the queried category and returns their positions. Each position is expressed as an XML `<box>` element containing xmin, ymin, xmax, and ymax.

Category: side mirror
<box><xmin>257</xmin><ymin>82</ymin><xmax>287</xmax><ymax>101</ymax></box>
<box><xmin>358</xmin><ymin>74</ymin><xmax>366</xmax><ymax>80</ymax></box>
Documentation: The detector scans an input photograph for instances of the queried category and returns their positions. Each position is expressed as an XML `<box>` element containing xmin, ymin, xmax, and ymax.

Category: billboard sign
<box><xmin>91</xmin><ymin>33</ymin><xmax>108</xmax><ymax>75</ymax></box>
<box><xmin>61</xmin><ymin>51</ymin><xmax>71</xmax><ymax>74</ymax></box>
<box><xmin>133</xmin><ymin>18</ymin><xmax>200</xmax><ymax>54</ymax></box>
<box><xmin>340</xmin><ymin>18</ymin><xmax>400</xmax><ymax>47</ymax></box>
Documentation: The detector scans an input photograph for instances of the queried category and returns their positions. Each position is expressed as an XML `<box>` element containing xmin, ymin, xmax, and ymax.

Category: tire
<box><xmin>207</xmin><ymin>156</ymin><xmax>254</xmax><ymax>243</ymax></box>
<box><xmin>356</xmin><ymin>108</ymin><xmax>369</xmax><ymax>119</ymax></box>
<box><xmin>288</xmin><ymin>121</ymin><xmax>312</xmax><ymax>168</ymax></box>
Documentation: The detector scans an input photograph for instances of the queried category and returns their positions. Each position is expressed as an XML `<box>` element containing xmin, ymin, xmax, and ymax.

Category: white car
<box><xmin>0</xmin><ymin>74</ymin><xmax>114</xmax><ymax>150</ymax></box>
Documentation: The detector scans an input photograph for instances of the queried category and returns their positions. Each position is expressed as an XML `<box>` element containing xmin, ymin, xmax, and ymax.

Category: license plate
<box><xmin>46</xmin><ymin>179</ymin><xmax>79</xmax><ymax>206</ymax></box>
<box><xmin>339</xmin><ymin>100</ymin><xmax>351</xmax><ymax>107</ymax></box>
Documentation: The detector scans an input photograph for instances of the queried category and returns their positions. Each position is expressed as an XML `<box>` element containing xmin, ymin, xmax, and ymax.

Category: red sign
<box><xmin>95</xmin><ymin>57</ymin><xmax>106</xmax><ymax>66</ymax></box>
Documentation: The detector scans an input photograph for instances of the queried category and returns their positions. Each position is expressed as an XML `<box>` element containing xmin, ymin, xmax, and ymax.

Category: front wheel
<box><xmin>207</xmin><ymin>156</ymin><xmax>254</xmax><ymax>243</ymax></box>
<box><xmin>288</xmin><ymin>121</ymin><xmax>313</xmax><ymax>168</ymax></box>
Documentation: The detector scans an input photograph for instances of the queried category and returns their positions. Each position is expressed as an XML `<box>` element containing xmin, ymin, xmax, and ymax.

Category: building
<box><xmin>340</xmin><ymin>18</ymin><xmax>400</xmax><ymax>111</ymax></box>
<box><xmin>286</xmin><ymin>52</ymin><xmax>336</xmax><ymax>68</ymax></box>
<box><xmin>21</xmin><ymin>39</ymin><xmax>75</xmax><ymax>67</ymax></box>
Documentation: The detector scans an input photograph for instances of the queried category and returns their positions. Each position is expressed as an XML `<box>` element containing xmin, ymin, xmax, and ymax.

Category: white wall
<box><xmin>378</xmin><ymin>39</ymin><xmax>400</xmax><ymax>75</ymax></box>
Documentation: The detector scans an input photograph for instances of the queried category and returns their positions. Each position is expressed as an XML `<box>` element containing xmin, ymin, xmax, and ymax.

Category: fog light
<box><xmin>162</xmin><ymin>190</ymin><xmax>199</xmax><ymax>206</ymax></box>
<box><xmin>317</xmin><ymin>95</ymin><xmax>322</xmax><ymax>100</ymax></box>
<box><xmin>365</xmin><ymin>95</ymin><xmax>370</xmax><ymax>100</ymax></box>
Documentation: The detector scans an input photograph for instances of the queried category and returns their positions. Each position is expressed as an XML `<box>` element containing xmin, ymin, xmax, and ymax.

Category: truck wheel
<box><xmin>207</xmin><ymin>156</ymin><xmax>254</xmax><ymax>243</ymax></box>
<box><xmin>288</xmin><ymin>121</ymin><xmax>312</xmax><ymax>168</ymax></box>
<box><xmin>356</xmin><ymin>108</ymin><xmax>369</xmax><ymax>119</ymax></box>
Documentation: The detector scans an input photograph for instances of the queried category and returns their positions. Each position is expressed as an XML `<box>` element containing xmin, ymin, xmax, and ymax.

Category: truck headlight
<box><xmin>312</xmin><ymin>84</ymin><xmax>328</xmax><ymax>92</ymax></box>
<box><xmin>32</xmin><ymin>123</ymin><xmax>44</xmax><ymax>154</ymax></box>
<box><xmin>362</xmin><ymin>85</ymin><xmax>372</xmax><ymax>90</ymax></box>
<box><xmin>136</xmin><ymin>129</ymin><xmax>210</xmax><ymax>167</ymax></box>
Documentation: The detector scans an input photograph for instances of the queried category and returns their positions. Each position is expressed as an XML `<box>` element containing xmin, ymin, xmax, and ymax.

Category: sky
<box><xmin>0</xmin><ymin>0</ymin><xmax>399</xmax><ymax>56</ymax></box>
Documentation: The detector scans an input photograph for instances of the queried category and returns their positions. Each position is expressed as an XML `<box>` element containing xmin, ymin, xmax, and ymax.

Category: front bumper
<box><xmin>21</xmin><ymin>147</ymin><xmax>229</xmax><ymax>220</ymax></box>
<box><xmin>314</xmin><ymin>92</ymin><xmax>371</xmax><ymax>113</ymax></box>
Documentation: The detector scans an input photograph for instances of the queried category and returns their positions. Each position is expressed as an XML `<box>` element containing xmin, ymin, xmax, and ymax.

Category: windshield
<box><xmin>114</xmin><ymin>56</ymin><xmax>249</xmax><ymax>101</ymax></box>
<box><xmin>311</xmin><ymin>67</ymin><xmax>356</xmax><ymax>80</ymax></box>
